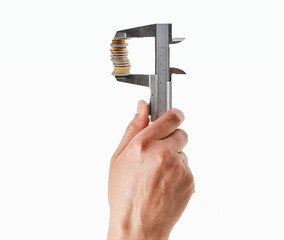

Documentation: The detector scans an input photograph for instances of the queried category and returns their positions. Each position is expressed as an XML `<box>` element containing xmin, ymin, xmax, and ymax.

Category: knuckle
<box><xmin>175</xmin><ymin>160</ymin><xmax>184</xmax><ymax>174</ymax></box>
<box><xmin>126</xmin><ymin>115</ymin><xmax>149</xmax><ymax>134</ymax></box>
<box><xmin>179</xmin><ymin>151</ymin><xmax>187</xmax><ymax>160</ymax></box>
<box><xmin>126</xmin><ymin>119</ymin><xmax>137</xmax><ymax>132</ymax></box>
<box><xmin>185</xmin><ymin>171</ymin><xmax>195</xmax><ymax>192</ymax></box>
<box><xmin>156</xmin><ymin>148</ymin><xmax>170</xmax><ymax>166</ymax></box>
<box><xmin>176</xmin><ymin>129</ymin><xmax>188</xmax><ymax>142</ymax></box>
<box><xmin>140</xmin><ymin>114</ymin><xmax>150</xmax><ymax>125</ymax></box>
<box><xmin>132</xmin><ymin>137</ymin><xmax>148</xmax><ymax>154</ymax></box>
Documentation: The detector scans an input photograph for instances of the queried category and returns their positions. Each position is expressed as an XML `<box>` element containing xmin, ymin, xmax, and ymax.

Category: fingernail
<box><xmin>136</xmin><ymin>102</ymin><xmax>141</xmax><ymax>114</ymax></box>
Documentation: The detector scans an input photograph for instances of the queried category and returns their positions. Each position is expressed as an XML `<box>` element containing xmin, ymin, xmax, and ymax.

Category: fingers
<box><xmin>178</xmin><ymin>151</ymin><xmax>188</xmax><ymax>165</ymax></box>
<box><xmin>112</xmin><ymin>100</ymin><xmax>149</xmax><ymax>159</ymax></box>
<box><xmin>142</xmin><ymin>108</ymin><xmax>185</xmax><ymax>140</ymax></box>
<box><xmin>164</xmin><ymin>129</ymin><xmax>188</xmax><ymax>152</ymax></box>
<box><xmin>178</xmin><ymin>152</ymin><xmax>194</xmax><ymax>194</ymax></box>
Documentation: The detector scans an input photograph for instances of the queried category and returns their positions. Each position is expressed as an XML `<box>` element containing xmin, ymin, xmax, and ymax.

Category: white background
<box><xmin>0</xmin><ymin>0</ymin><xmax>284</xmax><ymax>239</ymax></box>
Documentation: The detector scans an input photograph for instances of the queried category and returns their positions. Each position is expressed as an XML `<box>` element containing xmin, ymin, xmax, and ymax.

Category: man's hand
<box><xmin>108</xmin><ymin>100</ymin><xmax>194</xmax><ymax>240</ymax></box>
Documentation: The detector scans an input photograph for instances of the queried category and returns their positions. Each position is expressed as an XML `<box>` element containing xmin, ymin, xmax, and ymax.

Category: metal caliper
<box><xmin>111</xmin><ymin>23</ymin><xmax>185</xmax><ymax>122</ymax></box>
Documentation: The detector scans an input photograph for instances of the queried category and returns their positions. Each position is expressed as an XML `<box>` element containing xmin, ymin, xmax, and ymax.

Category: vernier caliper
<box><xmin>111</xmin><ymin>23</ymin><xmax>185</xmax><ymax>122</ymax></box>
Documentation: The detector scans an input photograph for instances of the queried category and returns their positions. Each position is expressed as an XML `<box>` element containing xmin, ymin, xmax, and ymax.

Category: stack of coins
<box><xmin>110</xmin><ymin>39</ymin><xmax>130</xmax><ymax>76</ymax></box>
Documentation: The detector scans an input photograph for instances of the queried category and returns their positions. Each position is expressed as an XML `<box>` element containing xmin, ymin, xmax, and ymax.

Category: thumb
<box><xmin>113</xmin><ymin>100</ymin><xmax>149</xmax><ymax>158</ymax></box>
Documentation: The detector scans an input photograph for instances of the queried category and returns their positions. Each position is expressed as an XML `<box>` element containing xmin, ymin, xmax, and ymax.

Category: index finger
<box><xmin>141</xmin><ymin>108</ymin><xmax>185</xmax><ymax>140</ymax></box>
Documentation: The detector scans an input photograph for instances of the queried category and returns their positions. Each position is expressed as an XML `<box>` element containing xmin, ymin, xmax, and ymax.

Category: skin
<box><xmin>108</xmin><ymin>100</ymin><xmax>195</xmax><ymax>240</ymax></box>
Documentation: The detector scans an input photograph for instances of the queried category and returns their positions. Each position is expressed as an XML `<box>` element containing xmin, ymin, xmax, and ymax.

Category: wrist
<box><xmin>107</xmin><ymin>220</ymin><xmax>169</xmax><ymax>240</ymax></box>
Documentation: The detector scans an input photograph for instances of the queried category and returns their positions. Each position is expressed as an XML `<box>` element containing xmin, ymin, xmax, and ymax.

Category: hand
<box><xmin>107</xmin><ymin>100</ymin><xmax>195</xmax><ymax>240</ymax></box>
